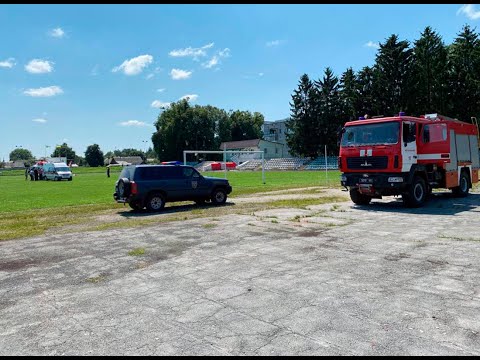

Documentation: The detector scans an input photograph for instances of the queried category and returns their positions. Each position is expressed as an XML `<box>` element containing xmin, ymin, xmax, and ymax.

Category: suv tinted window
<box><xmin>183</xmin><ymin>167</ymin><xmax>199</xmax><ymax>178</ymax></box>
<box><xmin>119</xmin><ymin>167</ymin><xmax>133</xmax><ymax>179</ymax></box>
<box><xmin>137</xmin><ymin>166</ymin><xmax>184</xmax><ymax>180</ymax></box>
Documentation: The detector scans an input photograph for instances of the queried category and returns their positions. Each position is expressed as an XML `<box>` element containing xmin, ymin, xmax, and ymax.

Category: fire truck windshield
<box><xmin>341</xmin><ymin>122</ymin><xmax>399</xmax><ymax>146</ymax></box>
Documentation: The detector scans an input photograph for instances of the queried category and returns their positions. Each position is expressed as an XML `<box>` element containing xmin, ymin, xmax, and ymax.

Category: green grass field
<box><xmin>0</xmin><ymin>168</ymin><xmax>341</xmax><ymax>213</ymax></box>
<box><xmin>0</xmin><ymin>167</ymin><xmax>342</xmax><ymax>241</ymax></box>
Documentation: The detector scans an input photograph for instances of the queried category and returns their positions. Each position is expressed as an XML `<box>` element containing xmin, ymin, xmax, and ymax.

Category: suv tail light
<box><xmin>131</xmin><ymin>181</ymin><xmax>138</xmax><ymax>195</ymax></box>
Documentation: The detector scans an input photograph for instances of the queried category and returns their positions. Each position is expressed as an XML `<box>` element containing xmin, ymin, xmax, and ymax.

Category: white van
<box><xmin>43</xmin><ymin>162</ymin><xmax>73</xmax><ymax>181</ymax></box>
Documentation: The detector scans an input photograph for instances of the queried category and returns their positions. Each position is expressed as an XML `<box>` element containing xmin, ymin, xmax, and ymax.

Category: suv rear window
<box><xmin>119</xmin><ymin>167</ymin><xmax>133</xmax><ymax>179</ymax></box>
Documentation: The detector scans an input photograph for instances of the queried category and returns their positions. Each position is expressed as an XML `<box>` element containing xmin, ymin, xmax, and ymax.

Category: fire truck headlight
<box><xmin>388</xmin><ymin>177</ymin><xmax>404</xmax><ymax>183</ymax></box>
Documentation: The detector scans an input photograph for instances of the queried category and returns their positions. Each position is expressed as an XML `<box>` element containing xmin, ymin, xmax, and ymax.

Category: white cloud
<box><xmin>202</xmin><ymin>55</ymin><xmax>219</xmax><ymax>69</ymax></box>
<box><xmin>202</xmin><ymin>48</ymin><xmax>230</xmax><ymax>69</ymax></box>
<box><xmin>90</xmin><ymin>64</ymin><xmax>99</xmax><ymax>76</ymax></box>
<box><xmin>25</xmin><ymin>59</ymin><xmax>54</xmax><ymax>74</ymax></box>
<box><xmin>218</xmin><ymin>48</ymin><xmax>231</xmax><ymax>57</ymax></box>
<box><xmin>0</xmin><ymin>58</ymin><xmax>15</xmax><ymax>68</ymax></box>
<box><xmin>49</xmin><ymin>27</ymin><xmax>65</xmax><ymax>38</ymax></box>
<box><xmin>170</xmin><ymin>68</ymin><xmax>192</xmax><ymax>80</ymax></box>
<box><xmin>23</xmin><ymin>86</ymin><xmax>63</xmax><ymax>97</ymax></box>
<box><xmin>266</xmin><ymin>40</ymin><xmax>281</xmax><ymax>47</ymax></box>
<box><xmin>156</xmin><ymin>88</ymin><xmax>165</xmax><ymax>93</ymax></box>
<box><xmin>364</xmin><ymin>41</ymin><xmax>380</xmax><ymax>49</ymax></box>
<box><xmin>179</xmin><ymin>94</ymin><xmax>198</xmax><ymax>102</ymax></box>
<box><xmin>112</xmin><ymin>54</ymin><xmax>153</xmax><ymax>75</ymax></box>
<box><xmin>457</xmin><ymin>4</ymin><xmax>480</xmax><ymax>20</ymax></box>
<box><xmin>32</xmin><ymin>118</ymin><xmax>47</xmax><ymax>123</ymax></box>
<box><xmin>151</xmin><ymin>100</ymin><xmax>171</xmax><ymax>109</ymax></box>
<box><xmin>146</xmin><ymin>73</ymin><xmax>154</xmax><ymax>80</ymax></box>
<box><xmin>119</xmin><ymin>120</ymin><xmax>148</xmax><ymax>127</ymax></box>
<box><xmin>169</xmin><ymin>42</ymin><xmax>214</xmax><ymax>60</ymax></box>
<box><xmin>258</xmin><ymin>72</ymin><xmax>264</xmax><ymax>77</ymax></box>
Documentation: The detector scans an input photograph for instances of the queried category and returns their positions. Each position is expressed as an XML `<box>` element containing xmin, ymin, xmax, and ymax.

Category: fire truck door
<box><xmin>402</xmin><ymin>121</ymin><xmax>418</xmax><ymax>172</ymax></box>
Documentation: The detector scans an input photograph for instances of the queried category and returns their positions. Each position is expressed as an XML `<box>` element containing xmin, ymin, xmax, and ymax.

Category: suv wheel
<box><xmin>211</xmin><ymin>188</ymin><xmax>227</xmax><ymax>205</ymax></box>
<box><xmin>146</xmin><ymin>193</ymin><xmax>165</xmax><ymax>212</ymax></box>
<box><xmin>129</xmin><ymin>200</ymin><xmax>143</xmax><ymax>211</ymax></box>
<box><xmin>118</xmin><ymin>178</ymin><xmax>131</xmax><ymax>198</ymax></box>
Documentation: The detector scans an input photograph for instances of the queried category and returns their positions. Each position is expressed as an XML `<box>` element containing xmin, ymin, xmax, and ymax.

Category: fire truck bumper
<box><xmin>341</xmin><ymin>173</ymin><xmax>408</xmax><ymax>194</ymax></box>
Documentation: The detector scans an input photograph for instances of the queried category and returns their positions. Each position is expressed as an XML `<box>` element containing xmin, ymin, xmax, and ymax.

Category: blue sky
<box><xmin>1</xmin><ymin>4</ymin><xmax>479</xmax><ymax>161</ymax></box>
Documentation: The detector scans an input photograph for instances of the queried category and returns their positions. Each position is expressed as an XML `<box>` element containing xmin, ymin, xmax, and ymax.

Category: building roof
<box><xmin>107</xmin><ymin>156</ymin><xmax>144</xmax><ymax>165</ymax></box>
<box><xmin>219</xmin><ymin>139</ymin><xmax>261</xmax><ymax>150</ymax></box>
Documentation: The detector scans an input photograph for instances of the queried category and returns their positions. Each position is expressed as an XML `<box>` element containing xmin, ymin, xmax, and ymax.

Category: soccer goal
<box><xmin>183</xmin><ymin>149</ymin><xmax>266</xmax><ymax>184</ymax></box>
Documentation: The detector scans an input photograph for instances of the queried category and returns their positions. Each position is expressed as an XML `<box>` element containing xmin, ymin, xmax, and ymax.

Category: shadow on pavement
<box><xmin>352</xmin><ymin>192</ymin><xmax>480</xmax><ymax>216</ymax></box>
<box><xmin>118</xmin><ymin>202</ymin><xmax>235</xmax><ymax>218</ymax></box>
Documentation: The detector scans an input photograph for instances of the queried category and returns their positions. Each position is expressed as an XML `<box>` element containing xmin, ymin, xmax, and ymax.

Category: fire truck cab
<box><xmin>339</xmin><ymin>113</ymin><xmax>480</xmax><ymax>207</ymax></box>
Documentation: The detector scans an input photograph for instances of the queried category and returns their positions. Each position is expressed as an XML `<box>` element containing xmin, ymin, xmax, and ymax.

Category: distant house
<box><xmin>219</xmin><ymin>139</ymin><xmax>286</xmax><ymax>162</ymax></box>
<box><xmin>3</xmin><ymin>160</ymin><xmax>26</xmax><ymax>169</ymax></box>
<box><xmin>262</xmin><ymin>118</ymin><xmax>292</xmax><ymax>157</ymax></box>
<box><xmin>105</xmin><ymin>156</ymin><xmax>144</xmax><ymax>166</ymax></box>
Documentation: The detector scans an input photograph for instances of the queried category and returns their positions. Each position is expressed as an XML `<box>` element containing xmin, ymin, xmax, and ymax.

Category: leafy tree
<box><xmin>374</xmin><ymin>34</ymin><xmax>413</xmax><ymax>115</ymax></box>
<box><xmin>448</xmin><ymin>24</ymin><xmax>480</xmax><ymax>121</ymax></box>
<box><xmin>151</xmin><ymin>99</ymin><xmax>264</xmax><ymax>161</ymax></box>
<box><xmin>74</xmin><ymin>155</ymin><xmax>87</xmax><ymax>166</ymax></box>
<box><xmin>85</xmin><ymin>144</ymin><xmax>104</xmax><ymax>167</ymax></box>
<box><xmin>51</xmin><ymin>143</ymin><xmax>76</xmax><ymax>162</ymax></box>
<box><xmin>145</xmin><ymin>147</ymin><xmax>156</xmax><ymax>159</ymax></box>
<box><xmin>286</xmin><ymin>74</ymin><xmax>320</xmax><ymax>158</ymax></box>
<box><xmin>229</xmin><ymin>110</ymin><xmax>264</xmax><ymax>141</ymax></box>
<box><xmin>410</xmin><ymin>26</ymin><xmax>449</xmax><ymax>115</ymax></box>
<box><xmin>9</xmin><ymin>148</ymin><xmax>33</xmax><ymax>161</ymax></box>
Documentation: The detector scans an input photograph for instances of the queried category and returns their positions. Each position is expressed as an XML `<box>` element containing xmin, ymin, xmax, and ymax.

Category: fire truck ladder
<box><xmin>471</xmin><ymin>117</ymin><xmax>480</xmax><ymax>148</ymax></box>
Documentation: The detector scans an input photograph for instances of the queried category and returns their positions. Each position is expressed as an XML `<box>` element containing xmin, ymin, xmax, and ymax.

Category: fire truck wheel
<box><xmin>349</xmin><ymin>188</ymin><xmax>372</xmax><ymax>205</ymax></box>
<box><xmin>402</xmin><ymin>176</ymin><xmax>427</xmax><ymax>207</ymax></box>
<box><xmin>452</xmin><ymin>171</ymin><xmax>469</xmax><ymax>198</ymax></box>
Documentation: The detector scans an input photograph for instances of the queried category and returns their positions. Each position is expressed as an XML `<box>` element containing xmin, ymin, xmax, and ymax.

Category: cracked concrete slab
<box><xmin>1</xmin><ymin>190</ymin><xmax>480</xmax><ymax>355</ymax></box>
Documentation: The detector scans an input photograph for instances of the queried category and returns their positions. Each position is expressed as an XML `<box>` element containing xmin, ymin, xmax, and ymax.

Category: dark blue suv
<box><xmin>113</xmin><ymin>165</ymin><xmax>233</xmax><ymax>211</ymax></box>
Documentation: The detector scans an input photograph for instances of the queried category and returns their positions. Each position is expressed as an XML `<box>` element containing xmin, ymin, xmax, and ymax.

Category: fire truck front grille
<box><xmin>346</xmin><ymin>156</ymin><xmax>388</xmax><ymax>170</ymax></box>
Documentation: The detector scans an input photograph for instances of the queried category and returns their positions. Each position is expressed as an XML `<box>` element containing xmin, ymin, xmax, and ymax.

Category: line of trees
<box><xmin>6</xmin><ymin>143</ymin><xmax>156</xmax><ymax>168</ymax></box>
<box><xmin>151</xmin><ymin>99</ymin><xmax>264</xmax><ymax>161</ymax></box>
<box><xmin>287</xmin><ymin>25</ymin><xmax>480</xmax><ymax>158</ymax></box>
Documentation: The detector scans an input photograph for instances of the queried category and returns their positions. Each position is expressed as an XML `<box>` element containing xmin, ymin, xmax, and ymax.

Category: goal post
<box><xmin>183</xmin><ymin>149</ymin><xmax>266</xmax><ymax>184</ymax></box>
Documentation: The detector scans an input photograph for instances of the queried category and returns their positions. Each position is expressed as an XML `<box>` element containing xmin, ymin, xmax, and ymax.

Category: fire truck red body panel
<box><xmin>339</xmin><ymin>114</ymin><xmax>479</xmax><ymax>206</ymax></box>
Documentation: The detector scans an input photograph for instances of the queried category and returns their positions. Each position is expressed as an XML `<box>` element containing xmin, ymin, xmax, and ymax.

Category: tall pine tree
<box><xmin>374</xmin><ymin>34</ymin><xmax>413</xmax><ymax>116</ymax></box>
<box><xmin>410</xmin><ymin>26</ymin><xmax>449</xmax><ymax>115</ymax></box>
<box><xmin>315</xmin><ymin>67</ymin><xmax>342</xmax><ymax>155</ymax></box>
<box><xmin>286</xmin><ymin>74</ymin><xmax>320</xmax><ymax>158</ymax></box>
<box><xmin>339</xmin><ymin>67</ymin><xmax>358</xmax><ymax>121</ymax></box>
<box><xmin>448</xmin><ymin>24</ymin><xmax>480</xmax><ymax>121</ymax></box>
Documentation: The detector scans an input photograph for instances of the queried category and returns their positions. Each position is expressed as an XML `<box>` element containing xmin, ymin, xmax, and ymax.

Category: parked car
<box><xmin>42</xmin><ymin>162</ymin><xmax>73</xmax><ymax>181</ymax></box>
<box><xmin>113</xmin><ymin>165</ymin><xmax>233</xmax><ymax>211</ymax></box>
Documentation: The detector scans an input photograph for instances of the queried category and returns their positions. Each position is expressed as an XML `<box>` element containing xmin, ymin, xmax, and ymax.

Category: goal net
<box><xmin>183</xmin><ymin>149</ymin><xmax>265</xmax><ymax>184</ymax></box>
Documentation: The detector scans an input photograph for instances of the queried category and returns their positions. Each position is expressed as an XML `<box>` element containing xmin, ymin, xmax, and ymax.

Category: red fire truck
<box><xmin>339</xmin><ymin>113</ymin><xmax>480</xmax><ymax>207</ymax></box>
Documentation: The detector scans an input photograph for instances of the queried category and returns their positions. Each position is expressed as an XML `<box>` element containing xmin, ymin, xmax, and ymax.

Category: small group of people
<box><xmin>25</xmin><ymin>166</ymin><xmax>43</xmax><ymax>181</ymax></box>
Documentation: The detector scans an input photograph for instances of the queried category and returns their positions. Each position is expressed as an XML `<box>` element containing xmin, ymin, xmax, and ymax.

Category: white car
<box><xmin>43</xmin><ymin>162</ymin><xmax>73</xmax><ymax>181</ymax></box>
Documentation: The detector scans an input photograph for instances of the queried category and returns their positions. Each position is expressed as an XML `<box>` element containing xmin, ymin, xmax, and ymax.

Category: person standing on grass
<box><xmin>107</xmin><ymin>166</ymin><xmax>110</xmax><ymax>178</ymax></box>
<box><xmin>33</xmin><ymin>167</ymin><xmax>38</xmax><ymax>181</ymax></box>
<box><xmin>25</xmin><ymin>167</ymin><xmax>28</xmax><ymax>180</ymax></box>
